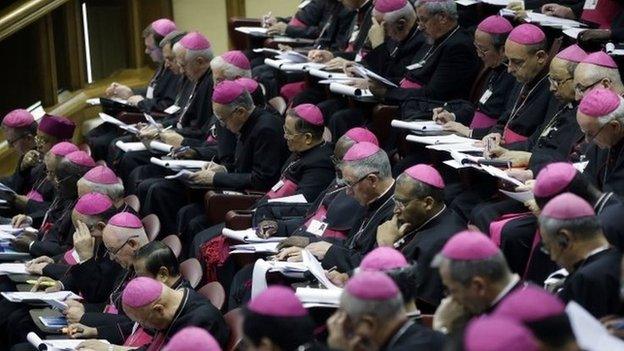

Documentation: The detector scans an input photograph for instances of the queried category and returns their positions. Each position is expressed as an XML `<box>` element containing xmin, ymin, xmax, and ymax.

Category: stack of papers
<box><xmin>275</xmin><ymin>51</ymin><xmax>308</xmax><ymax>63</ymax></box>
<box><xmin>235</xmin><ymin>26</ymin><xmax>269</xmax><ymax>35</ymax></box>
<box><xmin>115</xmin><ymin>140</ymin><xmax>174</xmax><ymax>153</ymax></box>
<box><xmin>307</xmin><ymin>68</ymin><xmax>349</xmax><ymax>80</ymax></box>
<box><xmin>99</xmin><ymin>113</ymin><xmax>139</xmax><ymax>134</ymax></box>
<box><xmin>251</xmin><ymin>259</ymin><xmax>309</xmax><ymax>298</ymax></box>
<box><xmin>230</xmin><ymin>242</ymin><xmax>279</xmax><ymax>254</ymax></box>
<box><xmin>302</xmin><ymin>249</ymin><xmax>340</xmax><ymax>290</ymax></box>
<box><xmin>524</xmin><ymin>11</ymin><xmax>586</xmax><ymax>28</ymax></box>
<box><xmin>566</xmin><ymin>302</ymin><xmax>624</xmax><ymax>351</ymax></box>
<box><xmin>150</xmin><ymin>157</ymin><xmax>208</xmax><ymax>170</ymax></box>
<box><xmin>392</xmin><ymin>120</ymin><xmax>444</xmax><ymax>133</ymax></box>
<box><xmin>426</xmin><ymin>142</ymin><xmax>484</xmax><ymax>153</ymax></box>
<box><xmin>2</xmin><ymin>291</ymin><xmax>81</xmax><ymax>303</ymax></box>
<box><xmin>296</xmin><ymin>287</ymin><xmax>342</xmax><ymax>308</ymax></box>
<box><xmin>352</xmin><ymin>66</ymin><xmax>398</xmax><ymax>87</ymax></box>
<box><xmin>405</xmin><ymin>133</ymin><xmax>476</xmax><ymax>145</ymax></box>
<box><xmin>329</xmin><ymin>83</ymin><xmax>373</xmax><ymax>98</ymax></box>
<box><xmin>222</xmin><ymin>228</ymin><xmax>285</xmax><ymax>243</ymax></box>
<box><xmin>499</xmin><ymin>189</ymin><xmax>534</xmax><ymax>203</ymax></box>
<box><xmin>27</xmin><ymin>332</ymin><xmax>109</xmax><ymax>351</ymax></box>
<box><xmin>267</xmin><ymin>194</ymin><xmax>308</xmax><ymax>204</ymax></box>
<box><xmin>0</xmin><ymin>263</ymin><xmax>27</xmax><ymax>275</ymax></box>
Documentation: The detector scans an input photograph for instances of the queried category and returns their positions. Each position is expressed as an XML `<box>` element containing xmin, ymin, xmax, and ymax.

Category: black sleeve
<box><xmin>61</xmin><ymin>258</ymin><xmax>122</xmax><ymax>303</ymax></box>
<box><xmin>321</xmin><ymin>244</ymin><xmax>364</xmax><ymax>272</ymax></box>
<box><xmin>284</xmin><ymin>0</ymin><xmax>325</xmax><ymax>39</ymax></box>
<box><xmin>445</xmin><ymin>100</ymin><xmax>476</xmax><ymax>126</ymax></box>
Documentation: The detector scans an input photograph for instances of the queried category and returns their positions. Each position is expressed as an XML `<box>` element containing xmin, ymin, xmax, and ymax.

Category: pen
<box><xmin>26</xmin><ymin>280</ymin><xmax>56</xmax><ymax>287</ymax></box>
<box><xmin>327</xmin><ymin>266</ymin><xmax>338</xmax><ymax>273</ymax></box>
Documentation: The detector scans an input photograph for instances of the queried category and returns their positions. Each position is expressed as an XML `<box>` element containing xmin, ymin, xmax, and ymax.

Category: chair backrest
<box><xmin>420</xmin><ymin>314</ymin><xmax>434</xmax><ymax>328</ymax></box>
<box><xmin>180</xmin><ymin>258</ymin><xmax>202</xmax><ymax>289</ymax></box>
<box><xmin>198</xmin><ymin>281</ymin><xmax>226</xmax><ymax>310</ymax></box>
<box><xmin>142</xmin><ymin>214</ymin><xmax>161</xmax><ymax>242</ymax></box>
<box><xmin>224</xmin><ymin>307</ymin><xmax>244</xmax><ymax>351</ymax></box>
<box><xmin>160</xmin><ymin>235</ymin><xmax>182</xmax><ymax>258</ymax></box>
<box><xmin>268</xmin><ymin>96</ymin><xmax>287</xmax><ymax>116</ymax></box>
<box><xmin>123</xmin><ymin>195</ymin><xmax>140</xmax><ymax>213</ymax></box>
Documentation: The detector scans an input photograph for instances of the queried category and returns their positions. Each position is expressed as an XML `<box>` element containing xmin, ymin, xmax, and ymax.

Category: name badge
<box><xmin>573</xmin><ymin>161</ymin><xmax>589</xmax><ymax>173</ymax></box>
<box><xmin>299</xmin><ymin>0</ymin><xmax>311</xmax><ymax>8</ymax></box>
<box><xmin>271</xmin><ymin>180</ymin><xmax>285</xmax><ymax>192</ymax></box>
<box><xmin>479</xmin><ymin>89</ymin><xmax>493</xmax><ymax>104</ymax></box>
<box><xmin>146</xmin><ymin>86</ymin><xmax>154</xmax><ymax>99</ymax></box>
<box><xmin>355</xmin><ymin>53</ymin><xmax>363</xmax><ymax>63</ymax></box>
<box><xmin>307</xmin><ymin>219</ymin><xmax>328</xmax><ymax>236</ymax></box>
<box><xmin>164</xmin><ymin>105</ymin><xmax>181</xmax><ymax>114</ymax></box>
<box><xmin>583</xmin><ymin>0</ymin><xmax>598</xmax><ymax>10</ymax></box>
<box><xmin>406</xmin><ymin>61</ymin><xmax>424</xmax><ymax>70</ymax></box>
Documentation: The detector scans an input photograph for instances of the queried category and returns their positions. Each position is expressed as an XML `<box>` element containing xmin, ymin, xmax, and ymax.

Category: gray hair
<box><xmin>159</xmin><ymin>30</ymin><xmax>188</xmax><ymax>48</ymax></box>
<box><xmin>595</xmin><ymin>96</ymin><xmax>624</xmax><ymax>126</ymax></box>
<box><xmin>373</xmin><ymin>3</ymin><xmax>417</xmax><ymax>24</ymax></box>
<box><xmin>77</xmin><ymin>177</ymin><xmax>125</xmax><ymax>201</ymax></box>
<box><xmin>432</xmin><ymin>252</ymin><xmax>511</xmax><ymax>286</ymax></box>
<box><xmin>576</xmin><ymin>63</ymin><xmax>624</xmax><ymax>93</ymax></box>
<box><xmin>538</xmin><ymin>215</ymin><xmax>602</xmax><ymax>241</ymax></box>
<box><xmin>414</xmin><ymin>0</ymin><xmax>458</xmax><ymax>21</ymax></box>
<box><xmin>340</xmin><ymin>290</ymin><xmax>404</xmax><ymax>321</ymax></box>
<box><xmin>210</xmin><ymin>56</ymin><xmax>252</xmax><ymax>79</ymax></box>
<box><xmin>222</xmin><ymin>91</ymin><xmax>255</xmax><ymax>112</ymax></box>
<box><xmin>343</xmin><ymin>149</ymin><xmax>392</xmax><ymax>179</ymax></box>
<box><xmin>185</xmin><ymin>47</ymin><xmax>214</xmax><ymax>63</ymax></box>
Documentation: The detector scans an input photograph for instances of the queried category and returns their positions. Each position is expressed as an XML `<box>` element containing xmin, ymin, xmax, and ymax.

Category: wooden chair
<box><xmin>123</xmin><ymin>195</ymin><xmax>140</xmax><ymax>213</ymax></box>
<box><xmin>420</xmin><ymin>314</ymin><xmax>434</xmax><ymax>328</ymax></box>
<box><xmin>224</xmin><ymin>210</ymin><xmax>254</xmax><ymax>231</ymax></box>
<box><xmin>180</xmin><ymin>258</ymin><xmax>202</xmax><ymax>289</ymax></box>
<box><xmin>204</xmin><ymin>191</ymin><xmax>263</xmax><ymax>225</ymax></box>
<box><xmin>198</xmin><ymin>281</ymin><xmax>226</xmax><ymax>310</ymax></box>
<box><xmin>160</xmin><ymin>235</ymin><xmax>182</xmax><ymax>258</ymax></box>
<box><xmin>141</xmin><ymin>214</ymin><xmax>161</xmax><ymax>242</ymax></box>
<box><xmin>228</xmin><ymin>17</ymin><xmax>263</xmax><ymax>51</ymax></box>
<box><xmin>224</xmin><ymin>308</ymin><xmax>244</xmax><ymax>351</ymax></box>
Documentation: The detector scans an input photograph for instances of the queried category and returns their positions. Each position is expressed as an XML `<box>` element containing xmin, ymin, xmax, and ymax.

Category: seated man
<box><xmin>164</xmin><ymin>326</ymin><xmax>222</xmax><ymax>351</ymax></box>
<box><xmin>538</xmin><ymin>192</ymin><xmax>622</xmax><ymax>318</ymax></box>
<box><xmin>327</xmin><ymin>271</ymin><xmax>445</xmax><ymax>350</ymax></box>
<box><xmin>0</xmin><ymin>110</ymin><xmax>37</xmax><ymax>195</ymax></box>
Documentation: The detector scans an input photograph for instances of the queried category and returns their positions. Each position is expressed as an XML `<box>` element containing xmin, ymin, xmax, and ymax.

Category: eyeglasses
<box><xmin>548</xmin><ymin>75</ymin><xmax>573</xmax><ymax>88</ymax></box>
<box><xmin>344</xmin><ymin>171</ymin><xmax>378</xmax><ymax>188</ymax></box>
<box><xmin>473</xmin><ymin>42</ymin><xmax>491</xmax><ymax>55</ymax></box>
<box><xmin>106</xmin><ymin>235</ymin><xmax>139</xmax><ymax>258</ymax></box>
<box><xmin>283</xmin><ymin>127</ymin><xmax>303</xmax><ymax>140</ymax></box>
<box><xmin>582</xmin><ymin>119</ymin><xmax>612</xmax><ymax>144</ymax></box>
<box><xmin>574</xmin><ymin>78</ymin><xmax>603</xmax><ymax>95</ymax></box>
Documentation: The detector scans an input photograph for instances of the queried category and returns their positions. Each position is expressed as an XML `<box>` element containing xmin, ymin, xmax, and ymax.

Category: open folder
<box><xmin>27</xmin><ymin>331</ymin><xmax>109</xmax><ymax>351</ymax></box>
<box><xmin>222</xmin><ymin>228</ymin><xmax>285</xmax><ymax>243</ymax></box>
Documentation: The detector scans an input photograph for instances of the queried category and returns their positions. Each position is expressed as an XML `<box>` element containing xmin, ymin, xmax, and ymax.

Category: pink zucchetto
<box><xmin>374</xmin><ymin>0</ymin><xmax>407</xmax><ymax>13</ymax></box>
<box><xmin>50</xmin><ymin>142</ymin><xmax>79</xmax><ymax>157</ymax></box>
<box><xmin>164</xmin><ymin>327</ymin><xmax>222</xmax><ymax>351</ymax></box>
<box><xmin>293</xmin><ymin>104</ymin><xmax>324</xmax><ymax>126</ymax></box>
<box><xmin>465</xmin><ymin>316</ymin><xmax>539</xmax><ymax>351</ymax></box>
<box><xmin>441</xmin><ymin>231</ymin><xmax>499</xmax><ymax>261</ymax></box>
<box><xmin>477</xmin><ymin>15</ymin><xmax>513</xmax><ymax>35</ymax></box>
<box><xmin>38</xmin><ymin>114</ymin><xmax>75</xmax><ymax>140</ymax></box>
<box><xmin>108</xmin><ymin>212</ymin><xmax>143</xmax><ymax>229</ymax></box>
<box><xmin>555</xmin><ymin>44</ymin><xmax>588</xmax><ymax>63</ymax></box>
<box><xmin>180</xmin><ymin>32</ymin><xmax>211</xmax><ymax>50</ymax></box>
<box><xmin>404</xmin><ymin>164</ymin><xmax>445</xmax><ymax>189</ymax></box>
<box><xmin>508</xmin><ymin>24</ymin><xmax>545</xmax><ymax>45</ymax></box>
<box><xmin>343</xmin><ymin>142</ymin><xmax>380</xmax><ymax>161</ymax></box>
<box><xmin>533</xmin><ymin>162</ymin><xmax>577</xmax><ymax>198</ymax></box>
<box><xmin>75</xmin><ymin>192</ymin><xmax>113</xmax><ymax>216</ymax></box>
<box><xmin>66</xmin><ymin>151</ymin><xmax>96</xmax><ymax>167</ymax></box>
<box><xmin>212</xmin><ymin>80</ymin><xmax>245</xmax><ymax>105</ymax></box>
<box><xmin>235</xmin><ymin>77</ymin><xmax>259</xmax><ymax>93</ymax></box>
<box><xmin>247</xmin><ymin>286</ymin><xmax>307</xmax><ymax>317</ymax></box>
<box><xmin>582</xmin><ymin>51</ymin><xmax>617</xmax><ymax>68</ymax></box>
<box><xmin>579</xmin><ymin>87</ymin><xmax>621</xmax><ymax>117</ymax></box>
<box><xmin>345</xmin><ymin>127</ymin><xmax>379</xmax><ymax>146</ymax></box>
<box><xmin>84</xmin><ymin>165</ymin><xmax>119</xmax><ymax>185</ymax></box>
<box><xmin>2</xmin><ymin>109</ymin><xmax>34</xmax><ymax>128</ymax></box>
<box><xmin>222</xmin><ymin>50</ymin><xmax>251</xmax><ymax>70</ymax></box>
<box><xmin>345</xmin><ymin>271</ymin><xmax>399</xmax><ymax>300</ymax></box>
<box><xmin>361</xmin><ymin>247</ymin><xmax>408</xmax><ymax>271</ymax></box>
<box><xmin>122</xmin><ymin>277</ymin><xmax>163</xmax><ymax>308</ymax></box>
<box><xmin>151</xmin><ymin>19</ymin><xmax>177</xmax><ymax>37</ymax></box>
<box><xmin>494</xmin><ymin>285</ymin><xmax>565</xmax><ymax>323</ymax></box>
<box><xmin>541</xmin><ymin>192</ymin><xmax>595</xmax><ymax>220</ymax></box>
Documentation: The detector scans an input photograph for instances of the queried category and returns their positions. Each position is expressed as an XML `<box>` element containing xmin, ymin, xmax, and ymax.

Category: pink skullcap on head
<box><xmin>248</xmin><ymin>286</ymin><xmax>307</xmax><ymax>317</ymax></box>
<box><xmin>494</xmin><ymin>285</ymin><xmax>565</xmax><ymax>323</ymax></box>
<box><xmin>180</xmin><ymin>32</ymin><xmax>211</xmax><ymax>50</ymax></box>
<box><xmin>343</xmin><ymin>142</ymin><xmax>380</xmax><ymax>161</ymax></box>
<box><xmin>293</xmin><ymin>104</ymin><xmax>324</xmax><ymax>126</ymax></box>
<box><xmin>151</xmin><ymin>18</ymin><xmax>177</xmax><ymax>37</ymax></box>
<box><xmin>508</xmin><ymin>24</ymin><xmax>545</xmax><ymax>45</ymax></box>
<box><xmin>465</xmin><ymin>316</ymin><xmax>539</xmax><ymax>351</ymax></box>
<box><xmin>404</xmin><ymin>164</ymin><xmax>445</xmax><ymax>189</ymax></box>
<box><xmin>2</xmin><ymin>109</ymin><xmax>34</xmax><ymax>128</ymax></box>
<box><xmin>346</xmin><ymin>271</ymin><xmax>399</xmax><ymax>300</ymax></box>
<box><xmin>375</xmin><ymin>0</ymin><xmax>407</xmax><ymax>13</ymax></box>
<box><xmin>38</xmin><ymin>114</ymin><xmax>75</xmax><ymax>140</ymax></box>
<box><xmin>579</xmin><ymin>87</ymin><xmax>621</xmax><ymax>117</ymax></box>
<box><xmin>66</xmin><ymin>151</ymin><xmax>96</xmax><ymax>167</ymax></box>
<box><xmin>361</xmin><ymin>247</ymin><xmax>408</xmax><ymax>271</ymax></box>
<box><xmin>222</xmin><ymin>50</ymin><xmax>251</xmax><ymax>70</ymax></box>
<box><xmin>441</xmin><ymin>231</ymin><xmax>499</xmax><ymax>260</ymax></box>
<box><xmin>582</xmin><ymin>51</ymin><xmax>617</xmax><ymax>68</ymax></box>
<box><xmin>555</xmin><ymin>44</ymin><xmax>588</xmax><ymax>63</ymax></box>
<box><xmin>164</xmin><ymin>327</ymin><xmax>222</xmax><ymax>351</ymax></box>
<box><xmin>235</xmin><ymin>77</ymin><xmax>259</xmax><ymax>93</ymax></box>
<box><xmin>212</xmin><ymin>80</ymin><xmax>245</xmax><ymax>105</ymax></box>
<box><xmin>122</xmin><ymin>277</ymin><xmax>163</xmax><ymax>308</ymax></box>
<box><xmin>108</xmin><ymin>212</ymin><xmax>143</xmax><ymax>229</ymax></box>
<box><xmin>83</xmin><ymin>165</ymin><xmax>119</xmax><ymax>185</ymax></box>
<box><xmin>541</xmin><ymin>192</ymin><xmax>595</xmax><ymax>220</ymax></box>
<box><xmin>533</xmin><ymin>162</ymin><xmax>577</xmax><ymax>198</ymax></box>
<box><xmin>477</xmin><ymin>15</ymin><xmax>513</xmax><ymax>34</ymax></box>
<box><xmin>50</xmin><ymin>142</ymin><xmax>78</xmax><ymax>157</ymax></box>
<box><xmin>75</xmin><ymin>192</ymin><xmax>113</xmax><ymax>216</ymax></box>
<box><xmin>345</xmin><ymin>127</ymin><xmax>379</xmax><ymax>146</ymax></box>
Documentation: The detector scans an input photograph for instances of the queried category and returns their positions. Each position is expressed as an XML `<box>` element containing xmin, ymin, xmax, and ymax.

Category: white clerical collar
<box><xmin>367</xmin><ymin>179</ymin><xmax>395</xmax><ymax>206</ymax></box>
<box><xmin>491</xmin><ymin>274</ymin><xmax>520</xmax><ymax>307</ymax></box>
<box><xmin>584</xmin><ymin>245</ymin><xmax>610</xmax><ymax>260</ymax></box>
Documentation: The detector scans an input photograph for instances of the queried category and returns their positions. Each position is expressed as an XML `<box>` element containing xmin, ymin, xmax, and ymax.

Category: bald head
<box><xmin>102</xmin><ymin>224</ymin><xmax>148</xmax><ymax>268</ymax></box>
<box><xmin>122</xmin><ymin>278</ymin><xmax>182</xmax><ymax>331</ymax></box>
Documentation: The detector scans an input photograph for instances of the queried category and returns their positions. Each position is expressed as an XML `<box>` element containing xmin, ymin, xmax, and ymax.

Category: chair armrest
<box><xmin>204</xmin><ymin>191</ymin><xmax>262</xmax><ymax>224</ymax></box>
<box><xmin>225</xmin><ymin>210</ymin><xmax>253</xmax><ymax>230</ymax></box>
<box><xmin>228</xmin><ymin>17</ymin><xmax>263</xmax><ymax>50</ymax></box>
<box><xmin>116</xmin><ymin>112</ymin><xmax>147</xmax><ymax>124</ymax></box>
<box><xmin>370</xmin><ymin>104</ymin><xmax>399</xmax><ymax>143</ymax></box>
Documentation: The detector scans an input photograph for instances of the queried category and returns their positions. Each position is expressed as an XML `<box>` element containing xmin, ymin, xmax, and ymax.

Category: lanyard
<box><xmin>538</xmin><ymin>103</ymin><xmax>572</xmax><ymax>139</ymax></box>
<box><xmin>177</xmin><ymin>80</ymin><xmax>199</xmax><ymax>126</ymax></box>
<box><xmin>408</xmin><ymin>26</ymin><xmax>459</xmax><ymax>68</ymax></box>
<box><xmin>505</xmin><ymin>75</ymin><xmax>548</xmax><ymax>130</ymax></box>
<box><xmin>394</xmin><ymin>205</ymin><xmax>446</xmax><ymax>249</ymax></box>
<box><xmin>594</xmin><ymin>192</ymin><xmax>614</xmax><ymax>214</ymax></box>
<box><xmin>349</xmin><ymin>194</ymin><xmax>395</xmax><ymax>249</ymax></box>
<box><xmin>385</xmin><ymin>320</ymin><xmax>415</xmax><ymax>350</ymax></box>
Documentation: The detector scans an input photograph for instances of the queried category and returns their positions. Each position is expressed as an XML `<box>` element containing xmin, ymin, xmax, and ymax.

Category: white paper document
<box><xmin>267</xmin><ymin>194</ymin><xmax>308</xmax><ymax>204</ymax></box>
<box><xmin>525</xmin><ymin>11</ymin><xmax>586</xmax><ymax>28</ymax></box>
<box><xmin>222</xmin><ymin>228</ymin><xmax>285</xmax><ymax>243</ymax></box>
<box><xmin>392</xmin><ymin>120</ymin><xmax>444</xmax><ymax>133</ymax></box>
<box><xmin>150</xmin><ymin>157</ymin><xmax>208</xmax><ymax>170</ymax></box>
<box><xmin>481</xmin><ymin>0</ymin><xmax>510</xmax><ymax>5</ymax></box>
<box><xmin>499</xmin><ymin>189</ymin><xmax>534</xmax><ymax>203</ymax></box>
<box><xmin>230</xmin><ymin>242</ymin><xmax>280</xmax><ymax>254</ymax></box>
<box><xmin>99</xmin><ymin>113</ymin><xmax>139</xmax><ymax>134</ymax></box>
<box><xmin>235</xmin><ymin>26</ymin><xmax>269</xmax><ymax>35</ymax></box>
<box><xmin>276</xmin><ymin>51</ymin><xmax>309</xmax><ymax>63</ymax></box>
<box><xmin>0</xmin><ymin>263</ymin><xmax>27</xmax><ymax>275</ymax></box>
<box><xmin>252</xmin><ymin>48</ymin><xmax>282</xmax><ymax>55</ymax></box>
<box><xmin>86</xmin><ymin>98</ymin><xmax>101</xmax><ymax>106</ymax></box>
<box><xmin>115</xmin><ymin>141</ymin><xmax>146</xmax><ymax>152</ymax></box>
<box><xmin>2</xmin><ymin>291</ymin><xmax>81</xmax><ymax>303</ymax></box>
<box><xmin>0</xmin><ymin>182</ymin><xmax>16</xmax><ymax>195</ymax></box>
<box><xmin>480</xmin><ymin>165</ymin><xmax>524</xmax><ymax>186</ymax></box>
<box><xmin>27</xmin><ymin>332</ymin><xmax>109</xmax><ymax>351</ymax></box>
<box><xmin>566</xmin><ymin>302</ymin><xmax>624</xmax><ymax>351</ymax></box>
<box><xmin>302</xmin><ymin>249</ymin><xmax>340</xmax><ymax>290</ymax></box>
<box><xmin>406</xmin><ymin>133</ymin><xmax>476</xmax><ymax>145</ymax></box>
<box><xmin>329</xmin><ymin>83</ymin><xmax>373</xmax><ymax>97</ymax></box>
<box><xmin>296</xmin><ymin>287</ymin><xmax>342</xmax><ymax>308</ymax></box>
<box><xmin>353</xmin><ymin>65</ymin><xmax>398</xmax><ymax>87</ymax></box>
<box><xmin>563</xmin><ymin>27</ymin><xmax>585</xmax><ymax>39</ymax></box>
<box><xmin>307</xmin><ymin>68</ymin><xmax>349</xmax><ymax>80</ymax></box>
<box><xmin>164</xmin><ymin>170</ymin><xmax>194</xmax><ymax>180</ymax></box>
<box><xmin>426</xmin><ymin>142</ymin><xmax>484</xmax><ymax>153</ymax></box>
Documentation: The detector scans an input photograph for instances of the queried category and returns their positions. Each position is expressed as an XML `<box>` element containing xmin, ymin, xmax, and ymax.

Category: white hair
<box><xmin>340</xmin><ymin>290</ymin><xmax>404</xmax><ymax>321</ymax></box>
<box><xmin>597</xmin><ymin>96</ymin><xmax>624</xmax><ymax>126</ymax></box>
<box><xmin>210</xmin><ymin>56</ymin><xmax>252</xmax><ymax>79</ymax></box>
<box><xmin>343</xmin><ymin>149</ymin><xmax>392</xmax><ymax>179</ymax></box>
<box><xmin>222</xmin><ymin>91</ymin><xmax>255</xmax><ymax>112</ymax></box>
<box><xmin>372</xmin><ymin>3</ymin><xmax>416</xmax><ymax>24</ymax></box>
<box><xmin>77</xmin><ymin>177</ymin><xmax>125</xmax><ymax>201</ymax></box>
<box><xmin>172</xmin><ymin>42</ymin><xmax>184</xmax><ymax>55</ymax></box>
<box><xmin>576</xmin><ymin>63</ymin><xmax>624</xmax><ymax>93</ymax></box>
<box><xmin>414</xmin><ymin>0</ymin><xmax>458</xmax><ymax>20</ymax></box>
<box><xmin>185</xmin><ymin>47</ymin><xmax>214</xmax><ymax>63</ymax></box>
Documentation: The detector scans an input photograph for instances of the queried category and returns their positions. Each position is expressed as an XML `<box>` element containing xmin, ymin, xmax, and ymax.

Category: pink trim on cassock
<box><xmin>523</xmin><ymin>229</ymin><xmax>542</xmax><ymax>279</ymax></box>
<box><xmin>303</xmin><ymin>205</ymin><xmax>347</xmax><ymax>239</ymax></box>
<box><xmin>63</xmin><ymin>249</ymin><xmax>79</xmax><ymax>266</ymax></box>
<box><xmin>470</xmin><ymin>111</ymin><xmax>498</xmax><ymax>129</ymax></box>
<box><xmin>26</xmin><ymin>190</ymin><xmax>43</xmax><ymax>202</ymax></box>
<box><xmin>582</xmin><ymin>0</ymin><xmax>622</xmax><ymax>29</ymax></box>
<box><xmin>123</xmin><ymin>326</ymin><xmax>153</xmax><ymax>348</ymax></box>
<box><xmin>488</xmin><ymin>212</ymin><xmax>532</xmax><ymax>246</ymax></box>
<box><xmin>503</xmin><ymin>126</ymin><xmax>528</xmax><ymax>144</ymax></box>
<box><xmin>104</xmin><ymin>304</ymin><xmax>118</xmax><ymax>314</ymax></box>
<box><xmin>206</xmin><ymin>134</ymin><xmax>217</xmax><ymax>146</ymax></box>
<box><xmin>266</xmin><ymin>179</ymin><xmax>299</xmax><ymax>199</ymax></box>
<box><xmin>400</xmin><ymin>78</ymin><xmax>422</xmax><ymax>89</ymax></box>
<box><xmin>280</xmin><ymin>81</ymin><xmax>308</xmax><ymax>103</ymax></box>
<box><xmin>288</xmin><ymin>17</ymin><xmax>307</xmax><ymax>28</ymax></box>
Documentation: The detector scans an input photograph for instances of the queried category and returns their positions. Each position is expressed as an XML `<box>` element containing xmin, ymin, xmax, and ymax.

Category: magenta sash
<box><xmin>470</xmin><ymin>111</ymin><xmax>497</xmax><ymax>129</ymax></box>
<box><xmin>266</xmin><ymin>179</ymin><xmax>298</xmax><ymax>199</ymax></box>
<box><xmin>489</xmin><ymin>212</ymin><xmax>532</xmax><ymax>246</ymax></box>
<box><xmin>303</xmin><ymin>205</ymin><xmax>346</xmax><ymax>239</ymax></box>
<box><xmin>400</xmin><ymin>78</ymin><xmax>422</xmax><ymax>89</ymax></box>
<box><xmin>522</xmin><ymin>230</ymin><xmax>543</xmax><ymax>279</ymax></box>
<box><xmin>503</xmin><ymin>126</ymin><xmax>528</xmax><ymax>144</ymax></box>
<box><xmin>103</xmin><ymin>304</ymin><xmax>118</xmax><ymax>314</ymax></box>
<box><xmin>63</xmin><ymin>249</ymin><xmax>79</xmax><ymax>266</ymax></box>
<box><xmin>582</xmin><ymin>0</ymin><xmax>622</xmax><ymax>28</ymax></box>
<box><xmin>26</xmin><ymin>190</ymin><xmax>43</xmax><ymax>202</ymax></box>
<box><xmin>280</xmin><ymin>81</ymin><xmax>307</xmax><ymax>103</ymax></box>
<box><xmin>289</xmin><ymin>17</ymin><xmax>307</xmax><ymax>28</ymax></box>
<box><xmin>124</xmin><ymin>326</ymin><xmax>153</xmax><ymax>348</ymax></box>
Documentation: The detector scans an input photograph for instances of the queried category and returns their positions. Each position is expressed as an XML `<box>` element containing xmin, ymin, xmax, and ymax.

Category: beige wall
<box><xmin>245</xmin><ymin>0</ymin><xmax>298</xmax><ymax>18</ymax></box>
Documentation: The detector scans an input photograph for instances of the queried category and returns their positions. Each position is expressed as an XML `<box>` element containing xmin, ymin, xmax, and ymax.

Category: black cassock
<box><xmin>557</xmin><ymin>247</ymin><xmax>622</xmax><ymax>318</ymax></box>
<box><xmin>380</xmin><ymin>320</ymin><xmax>446</xmax><ymax>351</ymax></box>
<box><xmin>584</xmin><ymin>138</ymin><xmax>624</xmax><ymax>196</ymax></box>
<box><xmin>397</xmin><ymin>207</ymin><xmax>466</xmax><ymax>310</ymax></box>
<box><xmin>322</xmin><ymin>183</ymin><xmax>395</xmax><ymax>272</ymax></box>
<box><xmin>28</xmin><ymin>197</ymin><xmax>76</xmax><ymax>257</ymax></box>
